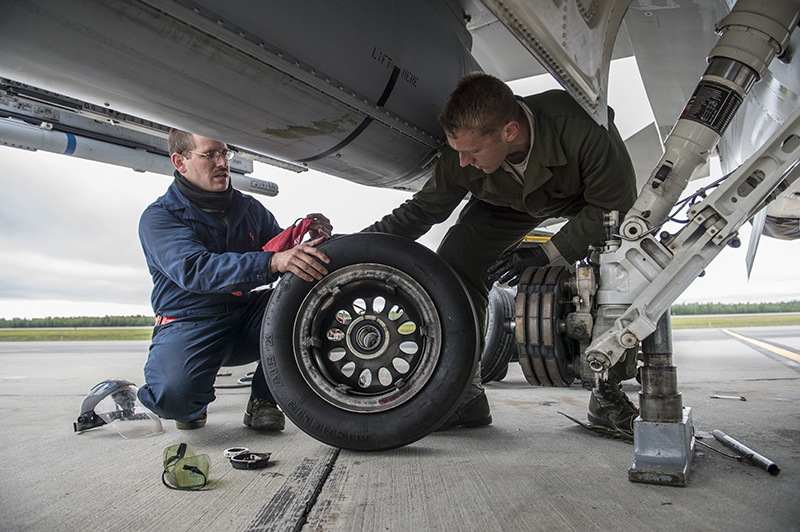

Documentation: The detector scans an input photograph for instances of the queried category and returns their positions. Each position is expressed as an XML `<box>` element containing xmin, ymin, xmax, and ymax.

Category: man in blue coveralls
<box><xmin>137</xmin><ymin>129</ymin><xmax>333</xmax><ymax>430</ymax></box>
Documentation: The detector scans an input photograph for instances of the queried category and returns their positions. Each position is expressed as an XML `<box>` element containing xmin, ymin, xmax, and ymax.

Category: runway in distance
<box><xmin>1</xmin><ymin>0</ymin><xmax>799</xmax><ymax>484</ymax></box>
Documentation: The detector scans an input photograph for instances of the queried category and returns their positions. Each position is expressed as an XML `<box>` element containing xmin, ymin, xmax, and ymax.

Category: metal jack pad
<box><xmin>628</xmin><ymin>407</ymin><xmax>695</xmax><ymax>487</ymax></box>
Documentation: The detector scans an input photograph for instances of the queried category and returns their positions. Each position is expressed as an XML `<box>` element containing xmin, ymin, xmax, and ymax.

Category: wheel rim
<box><xmin>293</xmin><ymin>263</ymin><xmax>442</xmax><ymax>413</ymax></box>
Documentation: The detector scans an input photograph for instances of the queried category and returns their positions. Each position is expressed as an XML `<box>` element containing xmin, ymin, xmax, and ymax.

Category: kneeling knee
<box><xmin>138</xmin><ymin>381</ymin><xmax>210</xmax><ymax>421</ymax></box>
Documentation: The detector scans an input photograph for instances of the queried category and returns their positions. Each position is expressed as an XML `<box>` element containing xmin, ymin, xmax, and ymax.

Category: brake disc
<box><xmin>514</xmin><ymin>265</ymin><xmax>579</xmax><ymax>387</ymax></box>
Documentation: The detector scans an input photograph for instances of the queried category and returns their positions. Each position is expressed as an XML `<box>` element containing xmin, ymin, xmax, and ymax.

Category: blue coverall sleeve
<box><xmin>139</xmin><ymin>206</ymin><xmax>278</xmax><ymax>294</ymax></box>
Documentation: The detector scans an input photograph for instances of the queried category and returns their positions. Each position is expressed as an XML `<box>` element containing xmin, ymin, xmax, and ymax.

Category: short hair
<box><xmin>168</xmin><ymin>128</ymin><xmax>195</xmax><ymax>155</ymax></box>
<box><xmin>438</xmin><ymin>72</ymin><xmax>519</xmax><ymax>138</ymax></box>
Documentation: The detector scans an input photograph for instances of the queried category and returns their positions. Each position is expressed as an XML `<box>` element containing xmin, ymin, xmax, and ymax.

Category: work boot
<box><xmin>243</xmin><ymin>396</ymin><xmax>285</xmax><ymax>431</ymax></box>
<box><xmin>587</xmin><ymin>379</ymin><xmax>638</xmax><ymax>434</ymax></box>
<box><xmin>437</xmin><ymin>391</ymin><xmax>492</xmax><ymax>431</ymax></box>
<box><xmin>176</xmin><ymin>410</ymin><xmax>207</xmax><ymax>430</ymax></box>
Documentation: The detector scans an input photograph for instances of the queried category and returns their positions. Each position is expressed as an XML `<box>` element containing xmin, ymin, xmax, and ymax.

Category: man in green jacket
<box><xmin>364</xmin><ymin>72</ymin><xmax>639</xmax><ymax>432</ymax></box>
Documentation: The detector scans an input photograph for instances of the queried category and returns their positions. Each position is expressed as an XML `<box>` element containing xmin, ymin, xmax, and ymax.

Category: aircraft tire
<box><xmin>481</xmin><ymin>285</ymin><xmax>516</xmax><ymax>383</ymax></box>
<box><xmin>260</xmin><ymin>233</ymin><xmax>479</xmax><ymax>451</ymax></box>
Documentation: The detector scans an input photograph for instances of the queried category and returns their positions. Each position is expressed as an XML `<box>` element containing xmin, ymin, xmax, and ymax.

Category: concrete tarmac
<box><xmin>1</xmin><ymin>326</ymin><xmax>798</xmax><ymax>532</ymax></box>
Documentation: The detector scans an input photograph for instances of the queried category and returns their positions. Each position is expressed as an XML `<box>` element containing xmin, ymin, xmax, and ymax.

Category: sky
<box><xmin>1</xmin><ymin>57</ymin><xmax>799</xmax><ymax>320</ymax></box>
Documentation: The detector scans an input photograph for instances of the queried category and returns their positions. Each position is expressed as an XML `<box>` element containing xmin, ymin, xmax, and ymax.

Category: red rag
<box><xmin>262</xmin><ymin>217</ymin><xmax>314</xmax><ymax>253</ymax></box>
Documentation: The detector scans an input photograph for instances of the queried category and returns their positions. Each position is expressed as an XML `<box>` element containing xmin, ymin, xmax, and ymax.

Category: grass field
<box><xmin>1</xmin><ymin>313</ymin><xmax>799</xmax><ymax>341</ymax></box>
<box><xmin>670</xmin><ymin>313</ymin><xmax>800</xmax><ymax>329</ymax></box>
<box><xmin>0</xmin><ymin>328</ymin><xmax>153</xmax><ymax>341</ymax></box>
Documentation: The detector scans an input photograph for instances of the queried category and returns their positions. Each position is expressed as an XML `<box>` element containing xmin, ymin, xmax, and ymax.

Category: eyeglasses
<box><xmin>183</xmin><ymin>149</ymin><xmax>235</xmax><ymax>162</ymax></box>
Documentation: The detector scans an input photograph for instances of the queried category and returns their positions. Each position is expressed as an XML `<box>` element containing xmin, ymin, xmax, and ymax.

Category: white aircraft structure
<box><xmin>1</xmin><ymin>0</ymin><xmax>799</xmax><ymax>486</ymax></box>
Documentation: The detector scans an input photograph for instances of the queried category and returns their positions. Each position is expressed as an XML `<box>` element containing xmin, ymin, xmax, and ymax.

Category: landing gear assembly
<box><xmin>260</xmin><ymin>1</ymin><xmax>800</xmax><ymax>475</ymax></box>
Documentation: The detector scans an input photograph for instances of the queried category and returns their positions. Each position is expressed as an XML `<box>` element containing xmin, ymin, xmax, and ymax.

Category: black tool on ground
<box><xmin>230</xmin><ymin>451</ymin><xmax>271</xmax><ymax>470</ymax></box>
<box><xmin>558</xmin><ymin>411</ymin><xmax>634</xmax><ymax>442</ymax></box>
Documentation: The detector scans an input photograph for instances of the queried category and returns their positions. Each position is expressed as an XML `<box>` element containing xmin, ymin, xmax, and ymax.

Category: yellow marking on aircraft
<box><xmin>522</xmin><ymin>234</ymin><xmax>552</xmax><ymax>243</ymax></box>
<box><xmin>722</xmin><ymin>329</ymin><xmax>800</xmax><ymax>364</ymax></box>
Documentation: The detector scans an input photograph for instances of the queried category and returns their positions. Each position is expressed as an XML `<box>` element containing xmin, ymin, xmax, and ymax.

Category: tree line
<box><xmin>670</xmin><ymin>301</ymin><xmax>800</xmax><ymax>315</ymax></box>
<box><xmin>0</xmin><ymin>315</ymin><xmax>155</xmax><ymax>328</ymax></box>
<box><xmin>2</xmin><ymin>301</ymin><xmax>800</xmax><ymax>328</ymax></box>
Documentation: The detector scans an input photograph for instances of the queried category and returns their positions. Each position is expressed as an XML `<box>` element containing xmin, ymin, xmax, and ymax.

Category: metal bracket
<box><xmin>629</xmin><ymin>407</ymin><xmax>695</xmax><ymax>486</ymax></box>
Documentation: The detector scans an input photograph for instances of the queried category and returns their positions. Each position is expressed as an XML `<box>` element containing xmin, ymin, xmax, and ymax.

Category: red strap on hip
<box><xmin>155</xmin><ymin>315</ymin><xmax>177</xmax><ymax>326</ymax></box>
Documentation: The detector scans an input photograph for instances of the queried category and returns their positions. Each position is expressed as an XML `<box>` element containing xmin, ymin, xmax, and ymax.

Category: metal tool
<box><xmin>713</xmin><ymin>430</ymin><xmax>780</xmax><ymax>475</ymax></box>
<box><xmin>710</xmin><ymin>395</ymin><xmax>747</xmax><ymax>401</ymax></box>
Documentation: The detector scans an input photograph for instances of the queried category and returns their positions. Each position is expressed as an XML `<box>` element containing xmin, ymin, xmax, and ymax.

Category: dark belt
<box><xmin>155</xmin><ymin>315</ymin><xmax>177</xmax><ymax>326</ymax></box>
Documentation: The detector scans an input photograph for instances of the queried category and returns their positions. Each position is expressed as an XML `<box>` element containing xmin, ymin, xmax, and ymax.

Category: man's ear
<box><xmin>503</xmin><ymin>121</ymin><xmax>520</xmax><ymax>142</ymax></box>
<box><xmin>171</xmin><ymin>152</ymin><xmax>186</xmax><ymax>173</ymax></box>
